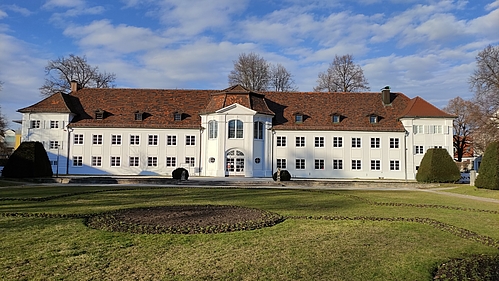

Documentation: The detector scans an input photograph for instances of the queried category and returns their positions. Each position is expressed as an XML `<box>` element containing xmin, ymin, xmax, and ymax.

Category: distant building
<box><xmin>17</xmin><ymin>83</ymin><xmax>454</xmax><ymax>179</ymax></box>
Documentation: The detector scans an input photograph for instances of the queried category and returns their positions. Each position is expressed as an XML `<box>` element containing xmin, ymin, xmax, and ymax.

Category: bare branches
<box><xmin>269</xmin><ymin>63</ymin><xmax>297</xmax><ymax>92</ymax></box>
<box><xmin>40</xmin><ymin>54</ymin><xmax>116</xmax><ymax>97</ymax></box>
<box><xmin>228</xmin><ymin>53</ymin><xmax>297</xmax><ymax>92</ymax></box>
<box><xmin>470</xmin><ymin>45</ymin><xmax>499</xmax><ymax>114</ymax></box>
<box><xmin>314</xmin><ymin>54</ymin><xmax>370</xmax><ymax>92</ymax></box>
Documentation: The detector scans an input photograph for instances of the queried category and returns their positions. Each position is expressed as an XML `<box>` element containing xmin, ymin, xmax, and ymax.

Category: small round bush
<box><xmin>475</xmin><ymin>141</ymin><xmax>499</xmax><ymax>190</ymax></box>
<box><xmin>272</xmin><ymin>169</ymin><xmax>291</xmax><ymax>181</ymax></box>
<box><xmin>172</xmin><ymin>167</ymin><xmax>189</xmax><ymax>180</ymax></box>
<box><xmin>2</xmin><ymin>141</ymin><xmax>53</xmax><ymax>178</ymax></box>
<box><xmin>416</xmin><ymin>148</ymin><xmax>460</xmax><ymax>183</ymax></box>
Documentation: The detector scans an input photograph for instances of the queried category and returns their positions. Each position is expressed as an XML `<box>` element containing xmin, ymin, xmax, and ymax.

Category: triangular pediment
<box><xmin>215</xmin><ymin>103</ymin><xmax>256</xmax><ymax>115</ymax></box>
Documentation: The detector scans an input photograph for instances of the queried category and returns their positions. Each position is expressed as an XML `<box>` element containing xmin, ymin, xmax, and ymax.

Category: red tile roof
<box><xmin>399</xmin><ymin>96</ymin><xmax>455</xmax><ymax>118</ymax></box>
<box><xmin>18</xmin><ymin>86</ymin><xmax>453</xmax><ymax>132</ymax></box>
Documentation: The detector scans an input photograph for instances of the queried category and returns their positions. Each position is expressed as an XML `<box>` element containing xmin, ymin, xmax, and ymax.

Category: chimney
<box><xmin>381</xmin><ymin>86</ymin><xmax>391</xmax><ymax>105</ymax></box>
<box><xmin>70</xmin><ymin>80</ymin><xmax>80</xmax><ymax>93</ymax></box>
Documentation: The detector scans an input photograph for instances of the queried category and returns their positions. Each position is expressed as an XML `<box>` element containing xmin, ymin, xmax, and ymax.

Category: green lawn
<box><xmin>1</xmin><ymin>185</ymin><xmax>498</xmax><ymax>280</ymax></box>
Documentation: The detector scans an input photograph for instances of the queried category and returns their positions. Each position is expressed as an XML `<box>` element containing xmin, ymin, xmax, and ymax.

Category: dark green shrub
<box><xmin>272</xmin><ymin>169</ymin><xmax>291</xmax><ymax>181</ymax></box>
<box><xmin>172</xmin><ymin>167</ymin><xmax>189</xmax><ymax>180</ymax></box>
<box><xmin>2</xmin><ymin>142</ymin><xmax>53</xmax><ymax>178</ymax></box>
<box><xmin>416</xmin><ymin>148</ymin><xmax>460</xmax><ymax>183</ymax></box>
<box><xmin>475</xmin><ymin>141</ymin><xmax>499</xmax><ymax>190</ymax></box>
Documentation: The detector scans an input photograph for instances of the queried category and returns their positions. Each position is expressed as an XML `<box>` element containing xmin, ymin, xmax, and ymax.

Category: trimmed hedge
<box><xmin>2</xmin><ymin>142</ymin><xmax>53</xmax><ymax>178</ymax></box>
<box><xmin>475</xmin><ymin>141</ymin><xmax>499</xmax><ymax>190</ymax></box>
<box><xmin>172</xmin><ymin>167</ymin><xmax>189</xmax><ymax>180</ymax></box>
<box><xmin>272</xmin><ymin>169</ymin><xmax>291</xmax><ymax>181</ymax></box>
<box><xmin>416</xmin><ymin>148</ymin><xmax>460</xmax><ymax>183</ymax></box>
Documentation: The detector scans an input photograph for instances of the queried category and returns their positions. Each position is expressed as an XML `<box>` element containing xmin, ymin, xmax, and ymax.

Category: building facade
<box><xmin>18</xmin><ymin>84</ymin><xmax>455</xmax><ymax>180</ymax></box>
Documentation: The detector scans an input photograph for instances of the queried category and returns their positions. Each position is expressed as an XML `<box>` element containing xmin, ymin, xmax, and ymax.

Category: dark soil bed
<box><xmin>86</xmin><ymin>205</ymin><xmax>284</xmax><ymax>234</ymax></box>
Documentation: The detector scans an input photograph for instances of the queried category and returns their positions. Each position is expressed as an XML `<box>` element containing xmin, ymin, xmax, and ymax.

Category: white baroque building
<box><xmin>18</xmin><ymin>83</ymin><xmax>455</xmax><ymax>179</ymax></box>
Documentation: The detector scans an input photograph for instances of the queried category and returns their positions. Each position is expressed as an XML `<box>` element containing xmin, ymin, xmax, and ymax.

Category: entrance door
<box><xmin>226</xmin><ymin>150</ymin><xmax>245</xmax><ymax>176</ymax></box>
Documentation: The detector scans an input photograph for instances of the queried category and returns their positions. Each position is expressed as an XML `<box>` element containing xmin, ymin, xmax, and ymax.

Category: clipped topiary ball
<box><xmin>272</xmin><ymin>169</ymin><xmax>292</xmax><ymax>181</ymax></box>
<box><xmin>172</xmin><ymin>167</ymin><xmax>189</xmax><ymax>180</ymax></box>
<box><xmin>416</xmin><ymin>148</ymin><xmax>460</xmax><ymax>183</ymax></box>
<box><xmin>475</xmin><ymin>141</ymin><xmax>499</xmax><ymax>190</ymax></box>
<box><xmin>2</xmin><ymin>141</ymin><xmax>53</xmax><ymax>178</ymax></box>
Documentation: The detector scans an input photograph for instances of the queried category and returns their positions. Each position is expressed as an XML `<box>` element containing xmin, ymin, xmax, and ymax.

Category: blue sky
<box><xmin>1</xmin><ymin>0</ymin><xmax>498</xmax><ymax>128</ymax></box>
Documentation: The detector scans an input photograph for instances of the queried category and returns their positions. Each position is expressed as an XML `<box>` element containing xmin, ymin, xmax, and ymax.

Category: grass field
<box><xmin>0</xmin><ymin>183</ymin><xmax>498</xmax><ymax>280</ymax></box>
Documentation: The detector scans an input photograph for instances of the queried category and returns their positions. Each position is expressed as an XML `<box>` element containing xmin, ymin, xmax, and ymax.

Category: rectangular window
<box><xmin>30</xmin><ymin>120</ymin><xmax>40</xmax><ymax>129</ymax></box>
<box><xmin>186</xmin><ymin>135</ymin><xmax>195</xmax><ymax>146</ymax></box>
<box><xmin>73</xmin><ymin>156</ymin><xmax>83</xmax><ymax>167</ymax></box>
<box><xmin>167</xmin><ymin>135</ymin><xmax>177</xmax><ymax>146</ymax></box>
<box><xmin>110</xmin><ymin>156</ymin><xmax>121</xmax><ymax>167</ymax></box>
<box><xmin>415</xmin><ymin>145</ymin><xmax>424</xmax><ymax>154</ymax></box>
<box><xmin>148</xmin><ymin>156</ymin><xmax>158</xmax><ymax>167</ymax></box>
<box><xmin>92</xmin><ymin>134</ymin><xmax>103</xmax><ymax>145</ymax></box>
<box><xmin>333</xmin><ymin>159</ymin><xmax>343</xmax><ymax>170</ymax></box>
<box><xmin>166</xmin><ymin>157</ymin><xmax>176</xmax><ymax>167</ymax></box>
<box><xmin>314</xmin><ymin>137</ymin><xmax>324</xmax><ymax>147</ymax></box>
<box><xmin>370</xmin><ymin>138</ymin><xmax>380</xmax><ymax>148</ymax></box>
<box><xmin>129</xmin><ymin>156</ymin><xmax>139</xmax><ymax>167</ymax></box>
<box><xmin>276</xmin><ymin>159</ymin><xmax>287</xmax><ymax>169</ymax></box>
<box><xmin>429</xmin><ymin>125</ymin><xmax>443</xmax><ymax>134</ymax></box>
<box><xmin>91</xmin><ymin>156</ymin><xmax>102</xmax><ymax>167</ymax></box>
<box><xmin>276</xmin><ymin>136</ymin><xmax>287</xmax><ymax>147</ymax></box>
<box><xmin>295</xmin><ymin>136</ymin><xmax>305</xmax><ymax>147</ymax></box>
<box><xmin>130</xmin><ymin>135</ymin><xmax>140</xmax><ymax>145</ymax></box>
<box><xmin>111</xmin><ymin>135</ymin><xmax>122</xmax><ymax>145</ymax></box>
<box><xmin>50</xmin><ymin>160</ymin><xmax>58</xmax><ymax>166</ymax></box>
<box><xmin>74</xmin><ymin>134</ymin><xmax>84</xmax><ymax>145</ymax></box>
<box><xmin>390</xmin><ymin>138</ymin><xmax>399</xmax><ymax>149</ymax></box>
<box><xmin>413</xmin><ymin>125</ymin><xmax>424</xmax><ymax>134</ymax></box>
<box><xmin>352</xmin><ymin>137</ymin><xmax>361</xmax><ymax>148</ymax></box>
<box><xmin>50</xmin><ymin>120</ymin><xmax>59</xmax><ymax>129</ymax></box>
<box><xmin>371</xmin><ymin>160</ymin><xmax>381</xmax><ymax>170</ymax></box>
<box><xmin>314</xmin><ymin>159</ymin><xmax>325</xmax><ymax>170</ymax></box>
<box><xmin>333</xmin><ymin>137</ymin><xmax>343</xmax><ymax>148</ymax></box>
<box><xmin>148</xmin><ymin>135</ymin><xmax>158</xmax><ymax>146</ymax></box>
<box><xmin>390</xmin><ymin>160</ymin><xmax>400</xmax><ymax>171</ymax></box>
<box><xmin>49</xmin><ymin>141</ymin><xmax>59</xmax><ymax>150</ymax></box>
<box><xmin>352</xmin><ymin>160</ymin><xmax>361</xmax><ymax>170</ymax></box>
<box><xmin>185</xmin><ymin>157</ymin><xmax>195</xmax><ymax>167</ymax></box>
<box><xmin>295</xmin><ymin>159</ymin><xmax>305</xmax><ymax>170</ymax></box>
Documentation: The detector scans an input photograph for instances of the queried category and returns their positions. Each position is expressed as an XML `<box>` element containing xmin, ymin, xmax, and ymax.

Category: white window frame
<box><xmin>49</xmin><ymin>141</ymin><xmax>59</xmax><ymax>150</ymax></box>
<box><xmin>92</xmin><ymin>134</ymin><xmax>103</xmax><ymax>145</ymax></box>
<box><xmin>352</xmin><ymin>137</ymin><xmax>361</xmax><ymax>148</ymax></box>
<box><xmin>73</xmin><ymin>156</ymin><xmax>83</xmax><ymax>167</ymax></box>
<box><xmin>167</xmin><ymin>135</ymin><xmax>177</xmax><ymax>146</ymax></box>
<box><xmin>91</xmin><ymin>156</ymin><xmax>102</xmax><ymax>167</ymax></box>
<box><xmin>333</xmin><ymin>137</ymin><xmax>343</xmax><ymax>148</ymax></box>
<box><xmin>228</xmin><ymin>120</ymin><xmax>244</xmax><ymax>139</ymax></box>
<box><xmin>110</xmin><ymin>156</ymin><xmax>121</xmax><ymax>167</ymax></box>
<box><xmin>276</xmin><ymin>158</ymin><xmax>287</xmax><ymax>169</ymax></box>
<box><xmin>296</xmin><ymin>136</ymin><xmax>305</xmax><ymax>147</ymax></box>
<box><xmin>130</xmin><ymin>135</ymin><xmax>140</xmax><ymax>145</ymax></box>
<box><xmin>50</xmin><ymin>120</ymin><xmax>59</xmax><ymax>129</ymax></box>
<box><xmin>314</xmin><ymin>159</ymin><xmax>325</xmax><ymax>170</ymax></box>
<box><xmin>415</xmin><ymin>145</ymin><xmax>424</xmax><ymax>155</ymax></box>
<box><xmin>129</xmin><ymin>156</ymin><xmax>140</xmax><ymax>167</ymax></box>
<box><xmin>148</xmin><ymin>134</ymin><xmax>158</xmax><ymax>146</ymax></box>
<box><xmin>370</xmin><ymin>160</ymin><xmax>381</xmax><ymax>171</ymax></box>
<box><xmin>315</xmin><ymin>137</ymin><xmax>324</xmax><ymax>148</ymax></box>
<box><xmin>333</xmin><ymin>159</ymin><xmax>343</xmax><ymax>170</ymax></box>
<box><xmin>186</xmin><ymin>135</ymin><xmax>195</xmax><ymax>146</ymax></box>
<box><xmin>370</xmin><ymin>138</ymin><xmax>380</xmax><ymax>149</ymax></box>
<box><xmin>277</xmin><ymin>136</ymin><xmax>287</xmax><ymax>147</ymax></box>
<box><xmin>390</xmin><ymin>160</ymin><xmax>400</xmax><ymax>171</ymax></box>
<box><xmin>208</xmin><ymin>121</ymin><xmax>218</xmax><ymax>139</ymax></box>
<box><xmin>74</xmin><ymin>134</ymin><xmax>84</xmax><ymax>145</ymax></box>
<box><xmin>147</xmin><ymin>156</ymin><xmax>158</xmax><ymax>167</ymax></box>
<box><xmin>185</xmin><ymin>157</ymin><xmax>195</xmax><ymax>167</ymax></box>
<box><xmin>295</xmin><ymin>159</ymin><xmax>305</xmax><ymax>170</ymax></box>
<box><xmin>166</xmin><ymin>157</ymin><xmax>176</xmax><ymax>167</ymax></box>
<box><xmin>30</xmin><ymin>120</ymin><xmax>41</xmax><ymax>129</ymax></box>
<box><xmin>352</xmin><ymin>159</ymin><xmax>361</xmax><ymax>170</ymax></box>
<box><xmin>390</xmin><ymin>138</ymin><xmax>399</xmax><ymax>149</ymax></box>
<box><xmin>111</xmin><ymin>135</ymin><xmax>122</xmax><ymax>145</ymax></box>
<box><xmin>254</xmin><ymin>121</ymin><xmax>264</xmax><ymax>140</ymax></box>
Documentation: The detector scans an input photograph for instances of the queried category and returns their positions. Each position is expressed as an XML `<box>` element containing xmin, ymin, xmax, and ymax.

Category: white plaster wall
<box><xmin>272</xmin><ymin>130</ymin><xmax>407</xmax><ymax>179</ymax></box>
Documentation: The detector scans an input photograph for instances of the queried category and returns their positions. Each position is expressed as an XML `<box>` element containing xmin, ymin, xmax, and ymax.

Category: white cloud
<box><xmin>43</xmin><ymin>0</ymin><xmax>86</xmax><ymax>9</ymax></box>
<box><xmin>0</xmin><ymin>9</ymin><xmax>7</xmax><ymax>19</ymax></box>
<box><xmin>64</xmin><ymin>20</ymin><xmax>169</xmax><ymax>54</ymax></box>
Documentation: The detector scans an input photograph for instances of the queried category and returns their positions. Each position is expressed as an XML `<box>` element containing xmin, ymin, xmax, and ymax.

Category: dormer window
<box><xmin>174</xmin><ymin>112</ymin><xmax>182</xmax><ymax>121</ymax></box>
<box><xmin>95</xmin><ymin>109</ymin><xmax>104</xmax><ymax>120</ymax></box>
<box><xmin>331</xmin><ymin>114</ymin><xmax>342</xmax><ymax>123</ymax></box>
<box><xmin>294</xmin><ymin>113</ymin><xmax>304</xmax><ymax>123</ymax></box>
<box><xmin>134</xmin><ymin>111</ymin><xmax>143</xmax><ymax>121</ymax></box>
<box><xmin>369</xmin><ymin>115</ymin><xmax>378</xmax><ymax>124</ymax></box>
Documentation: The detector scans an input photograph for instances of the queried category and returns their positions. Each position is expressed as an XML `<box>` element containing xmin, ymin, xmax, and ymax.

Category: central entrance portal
<box><xmin>226</xmin><ymin>150</ymin><xmax>245</xmax><ymax>176</ymax></box>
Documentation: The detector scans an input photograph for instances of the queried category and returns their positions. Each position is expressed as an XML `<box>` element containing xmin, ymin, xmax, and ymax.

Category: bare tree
<box><xmin>0</xmin><ymin>82</ymin><xmax>7</xmax><ymax>156</ymax></box>
<box><xmin>40</xmin><ymin>54</ymin><xmax>116</xmax><ymax>96</ymax></box>
<box><xmin>443</xmin><ymin>97</ymin><xmax>480</xmax><ymax>161</ymax></box>
<box><xmin>469</xmin><ymin>45</ymin><xmax>499</xmax><ymax>153</ymax></box>
<box><xmin>269</xmin><ymin>63</ymin><xmax>297</xmax><ymax>92</ymax></box>
<box><xmin>314</xmin><ymin>54</ymin><xmax>370</xmax><ymax>92</ymax></box>
<box><xmin>228</xmin><ymin>52</ymin><xmax>270</xmax><ymax>91</ymax></box>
